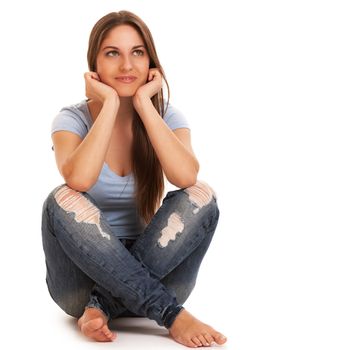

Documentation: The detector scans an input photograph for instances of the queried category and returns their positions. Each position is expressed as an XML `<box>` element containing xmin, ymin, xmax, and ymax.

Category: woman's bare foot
<box><xmin>77</xmin><ymin>307</ymin><xmax>116</xmax><ymax>342</ymax></box>
<box><xmin>169</xmin><ymin>309</ymin><xmax>227</xmax><ymax>348</ymax></box>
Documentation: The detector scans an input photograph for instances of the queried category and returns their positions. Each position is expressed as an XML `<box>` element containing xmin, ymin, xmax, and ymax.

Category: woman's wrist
<box><xmin>103</xmin><ymin>93</ymin><xmax>120</xmax><ymax>111</ymax></box>
<box><xmin>133</xmin><ymin>92</ymin><xmax>151</xmax><ymax>113</ymax></box>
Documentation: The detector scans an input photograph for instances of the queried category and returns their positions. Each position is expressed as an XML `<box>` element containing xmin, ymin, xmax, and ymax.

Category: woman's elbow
<box><xmin>61</xmin><ymin>163</ymin><xmax>96</xmax><ymax>192</ymax></box>
<box><xmin>171</xmin><ymin>171</ymin><xmax>198</xmax><ymax>189</ymax></box>
<box><xmin>64</xmin><ymin>177</ymin><xmax>94</xmax><ymax>192</ymax></box>
<box><xmin>63</xmin><ymin>170</ymin><xmax>96</xmax><ymax>192</ymax></box>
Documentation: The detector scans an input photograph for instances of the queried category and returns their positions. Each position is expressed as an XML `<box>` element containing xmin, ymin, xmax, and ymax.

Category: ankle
<box><xmin>164</xmin><ymin>305</ymin><xmax>185</xmax><ymax>329</ymax></box>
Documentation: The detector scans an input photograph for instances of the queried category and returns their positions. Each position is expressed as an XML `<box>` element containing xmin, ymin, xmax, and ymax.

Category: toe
<box><xmin>203</xmin><ymin>333</ymin><xmax>215</xmax><ymax>346</ymax></box>
<box><xmin>198</xmin><ymin>334</ymin><xmax>210</xmax><ymax>346</ymax></box>
<box><xmin>81</xmin><ymin>319</ymin><xmax>112</xmax><ymax>342</ymax></box>
<box><xmin>191</xmin><ymin>336</ymin><xmax>202</xmax><ymax>347</ymax></box>
<box><xmin>176</xmin><ymin>336</ymin><xmax>198</xmax><ymax>348</ymax></box>
<box><xmin>101</xmin><ymin>325</ymin><xmax>116</xmax><ymax>341</ymax></box>
<box><xmin>213</xmin><ymin>332</ymin><xmax>227</xmax><ymax>345</ymax></box>
<box><xmin>109</xmin><ymin>332</ymin><xmax>117</xmax><ymax>340</ymax></box>
<box><xmin>101</xmin><ymin>325</ymin><xmax>110</xmax><ymax>335</ymax></box>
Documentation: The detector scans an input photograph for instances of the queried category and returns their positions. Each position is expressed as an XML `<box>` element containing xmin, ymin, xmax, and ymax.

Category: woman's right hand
<box><xmin>84</xmin><ymin>72</ymin><xmax>119</xmax><ymax>104</ymax></box>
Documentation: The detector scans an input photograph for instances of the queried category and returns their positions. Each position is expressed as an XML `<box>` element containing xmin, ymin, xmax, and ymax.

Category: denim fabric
<box><xmin>41</xmin><ymin>181</ymin><xmax>219</xmax><ymax>328</ymax></box>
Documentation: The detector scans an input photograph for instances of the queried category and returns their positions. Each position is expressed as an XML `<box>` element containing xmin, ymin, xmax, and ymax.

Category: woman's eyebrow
<box><xmin>102</xmin><ymin>45</ymin><xmax>145</xmax><ymax>50</ymax></box>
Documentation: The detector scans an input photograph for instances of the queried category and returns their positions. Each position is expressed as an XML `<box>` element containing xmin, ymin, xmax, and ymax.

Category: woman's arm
<box><xmin>52</xmin><ymin>72</ymin><xmax>120</xmax><ymax>191</ymax></box>
<box><xmin>133</xmin><ymin>95</ymin><xmax>200</xmax><ymax>188</ymax></box>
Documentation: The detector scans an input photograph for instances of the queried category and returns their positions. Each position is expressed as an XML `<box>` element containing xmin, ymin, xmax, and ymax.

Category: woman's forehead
<box><xmin>102</xmin><ymin>24</ymin><xmax>145</xmax><ymax>48</ymax></box>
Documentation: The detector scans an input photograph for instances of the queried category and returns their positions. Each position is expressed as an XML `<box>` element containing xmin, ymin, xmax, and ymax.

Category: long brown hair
<box><xmin>87</xmin><ymin>11</ymin><xmax>169</xmax><ymax>224</ymax></box>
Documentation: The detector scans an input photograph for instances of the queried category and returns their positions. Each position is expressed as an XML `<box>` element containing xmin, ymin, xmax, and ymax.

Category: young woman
<box><xmin>41</xmin><ymin>10</ymin><xmax>227</xmax><ymax>348</ymax></box>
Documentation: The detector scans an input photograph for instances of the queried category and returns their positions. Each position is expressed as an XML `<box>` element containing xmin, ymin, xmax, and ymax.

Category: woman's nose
<box><xmin>120</xmin><ymin>56</ymin><xmax>133</xmax><ymax>71</ymax></box>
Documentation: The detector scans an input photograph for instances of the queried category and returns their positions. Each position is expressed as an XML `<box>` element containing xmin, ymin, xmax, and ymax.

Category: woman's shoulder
<box><xmin>51</xmin><ymin>99</ymin><xmax>91</xmax><ymax>138</ymax></box>
<box><xmin>163</xmin><ymin>100</ymin><xmax>190</xmax><ymax>130</ymax></box>
<box><xmin>58</xmin><ymin>100</ymin><xmax>90</xmax><ymax>119</ymax></box>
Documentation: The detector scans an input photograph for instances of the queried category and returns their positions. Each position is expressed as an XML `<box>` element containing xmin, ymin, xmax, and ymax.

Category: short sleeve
<box><xmin>51</xmin><ymin>106</ymin><xmax>88</xmax><ymax>139</ymax></box>
<box><xmin>163</xmin><ymin>103</ymin><xmax>190</xmax><ymax>130</ymax></box>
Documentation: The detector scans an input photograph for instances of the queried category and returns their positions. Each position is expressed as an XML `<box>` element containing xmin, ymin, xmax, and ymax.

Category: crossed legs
<box><xmin>41</xmin><ymin>181</ymin><xmax>227</xmax><ymax>347</ymax></box>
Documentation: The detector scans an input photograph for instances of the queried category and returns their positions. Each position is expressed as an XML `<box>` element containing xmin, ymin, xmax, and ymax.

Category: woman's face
<box><xmin>95</xmin><ymin>24</ymin><xmax>150</xmax><ymax>97</ymax></box>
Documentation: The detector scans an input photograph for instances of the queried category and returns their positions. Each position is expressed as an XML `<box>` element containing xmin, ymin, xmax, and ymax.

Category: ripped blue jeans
<box><xmin>41</xmin><ymin>181</ymin><xmax>219</xmax><ymax>329</ymax></box>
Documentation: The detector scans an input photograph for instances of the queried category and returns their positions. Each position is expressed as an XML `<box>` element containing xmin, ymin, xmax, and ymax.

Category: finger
<box><xmin>85</xmin><ymin>71</ymin><xmax>100</xmax><ymax>81</ymax></box>
<box><xmin>91</xmin><ymin>72</ymin><xmax>101</xmax><ymax>81</ymax></box>
<box><xmin>151</xmin><ymin>72</ymin><xmax>162</xmax><ymax>83</ymax></box>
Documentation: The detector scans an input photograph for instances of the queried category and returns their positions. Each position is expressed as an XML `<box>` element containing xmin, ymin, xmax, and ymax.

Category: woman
<box><xmin>41</xmin><ymin>10</ymin><xmax>227</xmax><ymax>348</ymax></box>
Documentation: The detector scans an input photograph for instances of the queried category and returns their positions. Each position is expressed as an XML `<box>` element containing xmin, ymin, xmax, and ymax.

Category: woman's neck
<box><xmin>88</xmin><ymin>96</ymin><xmax>135</xmax><ymax>128</ymax></box>
<box><xmin>116</xmin><ymin>97</ymin><xmax>136</xmax><ymax>124</ymax></box>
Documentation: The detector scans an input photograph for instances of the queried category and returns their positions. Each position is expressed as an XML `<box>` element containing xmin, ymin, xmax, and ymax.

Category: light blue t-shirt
<box><xmin>51</xmin><ymin>99</ymin><xmax>190</xmax><ymax>239</ymax></box>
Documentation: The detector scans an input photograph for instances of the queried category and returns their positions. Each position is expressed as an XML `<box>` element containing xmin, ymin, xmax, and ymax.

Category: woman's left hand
<box><xmin>133</xmin><ymin>68</ymin><xmax>163</xmax><ymax>102</ymax></box>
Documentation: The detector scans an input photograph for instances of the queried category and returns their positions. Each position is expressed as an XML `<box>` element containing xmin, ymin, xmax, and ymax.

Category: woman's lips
<box><xmin>115</xmin><ymin>76</ymin><xmax>137</xmax><ymax>83</ymax></box>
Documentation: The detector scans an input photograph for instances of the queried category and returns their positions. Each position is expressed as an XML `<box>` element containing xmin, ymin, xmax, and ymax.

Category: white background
<box><xmin>0</xmin><ymin>0</ymin><xmax>349</xmax><ymax>349</ymax></box>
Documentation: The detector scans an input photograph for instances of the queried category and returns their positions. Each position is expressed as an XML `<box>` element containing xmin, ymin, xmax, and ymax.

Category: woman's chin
<box><xmin>114</xmin><ymin>87</ymin><xmax>137</xmax><ymax>98</ymax></box>
<box><xmin>118</xmin><ymin>92</ymin><xmax>135</xmax><ymax>98</ymax></box>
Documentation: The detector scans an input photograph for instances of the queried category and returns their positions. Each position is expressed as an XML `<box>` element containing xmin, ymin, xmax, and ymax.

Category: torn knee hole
<box><xmin>54</xmin><ymin>185</ymin><xmax>110</xmax><ymax>239</ymax></box>
<box><xmin>184</xmin><ymin>180</ymin><xmax>216</xmax><ymax>213</ymax></box>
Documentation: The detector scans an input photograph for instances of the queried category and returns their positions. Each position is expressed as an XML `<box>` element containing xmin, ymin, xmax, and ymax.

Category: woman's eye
<box><xmin>106</xmin><ymin>51</ymin><xmax>118</xmax><ymax>57</ymax></box>
<box><xmin>106</xmin><ymin>50</ymin><xmax>143</xmax><ymax>57</ymax></box>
